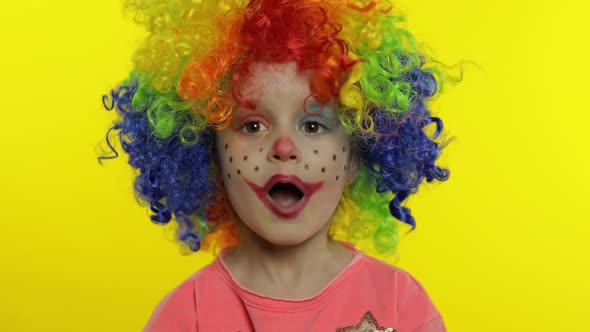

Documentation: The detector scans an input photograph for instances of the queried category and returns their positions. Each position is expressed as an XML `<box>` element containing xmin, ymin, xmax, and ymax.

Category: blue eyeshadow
<box><xmin>299</xmin><ymin>105</ymin><xmax>337</xmax><ymax>129</ymax></box>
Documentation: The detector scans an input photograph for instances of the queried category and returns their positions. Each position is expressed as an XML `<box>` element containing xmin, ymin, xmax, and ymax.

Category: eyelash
<box><xmin>240</xmin><ymin>121</ymin><xmax>269</xmax><ymax>134</ymax></box>
<box><xmin>300</xmin><ymin>121</ymin><xmax>327</xmax><ymax>134</ymax></box>
<box><xmin>239</xmin><ymin>120</ymin><xmax>328</xmax><ymax>134</ymax></box>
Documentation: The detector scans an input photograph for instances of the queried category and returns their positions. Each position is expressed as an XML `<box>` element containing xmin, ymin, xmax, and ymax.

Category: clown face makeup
<box><xmin>215</xmin><ymin>62</ymin><xmax>358</xmax><ymax>246</ymax></box>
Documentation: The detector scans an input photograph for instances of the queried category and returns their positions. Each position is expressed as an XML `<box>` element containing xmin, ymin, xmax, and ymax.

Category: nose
<box><xmin>268</xmin><ymin>135</ymin><xmax>300</xmax><ymax>162</ymax></box>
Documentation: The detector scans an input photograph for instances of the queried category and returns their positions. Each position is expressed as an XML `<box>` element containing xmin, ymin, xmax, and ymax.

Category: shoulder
<box><xmin>360</xmin><ymin>255</ymin><xmax>439</xmax><ymax>307</ymax></box>
<box><xmin>357</xmin><ymin>254</ymin><xmax>413</xmax><ymax>284</ymax></box>
<box><xmin>391</xmin><ymin>265</ymin><xmax>444</xmax><ymax>331</ymax></box>
<box><xmin>359</xmin><ymin>255</ymin><xmax>445</xmax><ymax>330</ymax></box>
<box><xmin>142</xmin><ymin>264</ymin><xmax>217</xmax><ymax>332</ymax></box>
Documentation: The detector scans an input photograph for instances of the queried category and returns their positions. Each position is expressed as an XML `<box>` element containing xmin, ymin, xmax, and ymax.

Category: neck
<box><xmin>224</xmin><ymin>219</ymin><xmax>352</xmax><ymax>291</ymax></box>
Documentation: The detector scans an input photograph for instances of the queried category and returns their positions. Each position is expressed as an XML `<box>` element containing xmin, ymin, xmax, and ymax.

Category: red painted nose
<box><xmin>269</xmin><ymin>136</ymin><xmax>300</xmax><ymax>162</ymax></box>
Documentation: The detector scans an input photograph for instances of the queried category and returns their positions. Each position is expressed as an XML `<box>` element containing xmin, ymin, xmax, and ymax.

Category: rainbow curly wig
<box><xmin>99</xmin><ymin>0</ymin><xmax>454</xmax><ymax>261</ymax></box>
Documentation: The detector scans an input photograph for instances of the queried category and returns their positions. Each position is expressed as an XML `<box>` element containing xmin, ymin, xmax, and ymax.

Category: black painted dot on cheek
<box><xmin>259</xmin><ymin>147</ymin><xmax>263</xmax><ymax>152</ymax></box>
<box><xmin>244</xmin><ymin>156</ymin><xmax>248</xmax><ymax>161</ymax></box>
<box><xmin>225</xmin><ymin>144</ymin><xmax>228</xmax><ymax>150</ymax></box>
<box><xmin>314</xmin><ymin>150</ymin><xmax>318</xmax><ymax>154</ymax></box>
<box><xmin>321</xmin><ymin>167</ymin><xmax>326</xmax><ymax>173</ymax></box>
<box><xmin>332</xmin><ymin>154</ymin><xmax>336</xmax><ymax>161</ymax></box>
<box><xmin>227</xmin><ymin>173</ymin><xmax>231</xmax><ymax>179</ymax></box>
<box><xmin>237</xmin><ymin>169</ymin><xmax>241</xmax><ymax>175</ymax></box>
<box><xmin>254</xmin><ymin>166</ymin><xmax>259</xmax><ymax>172</ymax></box>
<box><xmin>229</xmin><ymin>156</ymin><xmax>233</xmax><ymax>163</ymax></box>
<box><xmin>336</xmin><ymin>175</ymin><xmax>339</xmax><ymax>180</ymax></box>
<box><xmin>343</xmin><ymin>146</ymin><xmax>346</xmax><ymax>152</ymax></box>
<box><xmin>304</xmin><ymin>164</ymin><xmax>309</xmax><ymax>170</ymax></box>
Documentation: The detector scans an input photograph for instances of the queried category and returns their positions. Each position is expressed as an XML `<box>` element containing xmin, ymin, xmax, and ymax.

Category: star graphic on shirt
<box><xmin>335</xmin><ymin>310</ymin><xmax>396</xmax><ymax>332</ymax></box>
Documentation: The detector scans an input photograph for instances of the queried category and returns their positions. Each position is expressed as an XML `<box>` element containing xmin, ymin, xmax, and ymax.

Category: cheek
<box><xmin>303</xmin><ymin>142</ymin><xmax>350</xmax><ymax>182</ymax></box>
<box><xmin>218</xmin><ymin>139</ymin><xmax>265</xmax><ymax>181</ymax></box>
<box><xmin>218</xmin><ymin>134</ymin><xmax>351</xmax><ymax>184</ymax></box>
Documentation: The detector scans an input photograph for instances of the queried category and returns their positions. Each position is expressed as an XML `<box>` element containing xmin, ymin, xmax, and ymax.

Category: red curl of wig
<box><xmin>178</xmin><ymin>0</ymin><xmax>361</xmax><ymax>129</ymax></box>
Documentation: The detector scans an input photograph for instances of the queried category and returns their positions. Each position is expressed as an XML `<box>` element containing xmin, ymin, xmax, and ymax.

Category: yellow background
<box><xmin>1</xmin><ymin>0</ymin><xmax>588</xmax><ymax>331</ymax></box>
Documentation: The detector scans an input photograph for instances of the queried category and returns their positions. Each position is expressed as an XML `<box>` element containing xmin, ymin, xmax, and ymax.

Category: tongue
<box><xmin>270</xmin><ymin>190</ymin><xmax>301</xmax><ymax>207</ymax></box>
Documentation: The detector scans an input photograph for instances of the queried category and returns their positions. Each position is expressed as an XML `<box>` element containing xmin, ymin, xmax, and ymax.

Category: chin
<box><xmin>233</xmin><ymin>198</ymin><xmax>337</xmax><ymax>248</ymax></box>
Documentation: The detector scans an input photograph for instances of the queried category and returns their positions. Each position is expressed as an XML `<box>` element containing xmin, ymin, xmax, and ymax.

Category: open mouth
<box><xmin>244</xmin><ymin>174</ymin><xmax>324</xmax><ymax>219</ymax></box>
<box><xmin>268</xmin><ymin>182</ymin><xmax>304</xmax><ymax>207</ymax></box>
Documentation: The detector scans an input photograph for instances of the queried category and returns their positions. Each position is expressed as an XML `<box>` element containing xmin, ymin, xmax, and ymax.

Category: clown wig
<box><xmin>99</xmin><ymin>0</ymin><xmax>455</xmax><ymax>261</ymax></box>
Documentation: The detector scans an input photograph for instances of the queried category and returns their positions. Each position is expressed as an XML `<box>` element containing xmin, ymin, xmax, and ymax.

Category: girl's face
<box><xmin>215</xmin><ymin>62</ymin><xmax>358</xmax><ymax>246</ymax></box>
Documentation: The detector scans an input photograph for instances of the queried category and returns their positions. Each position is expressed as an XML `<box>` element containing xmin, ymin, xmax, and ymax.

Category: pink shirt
<box><xmin>144</xmin><ymin>243</ymin><xmax>445</xmax><ymax>332</ymax></box>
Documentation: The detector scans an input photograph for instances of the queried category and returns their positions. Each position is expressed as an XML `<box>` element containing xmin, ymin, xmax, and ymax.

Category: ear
<box><xmin>345</xmin><ymin>142</ymin><xmax>361</xmax><ymax>185</ymax></box>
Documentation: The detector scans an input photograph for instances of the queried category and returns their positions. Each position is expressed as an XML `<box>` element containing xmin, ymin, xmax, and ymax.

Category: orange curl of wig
<box><xmin>177</xmin><ymin>0</ymin><xmax>363</xmax><ymax>130</ymax></box>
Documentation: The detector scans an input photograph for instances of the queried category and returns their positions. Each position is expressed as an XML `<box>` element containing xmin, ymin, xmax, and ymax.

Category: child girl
<box><xmin>100</xmin><ymin>0</ymin><xmax>452</xmax><ymax>331</ymax></box>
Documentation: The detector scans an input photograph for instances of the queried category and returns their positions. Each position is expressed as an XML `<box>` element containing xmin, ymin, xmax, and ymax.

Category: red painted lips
<box><xmin>244</xmin><ymin>174</ymin><xmax>324</xmax><ymax>219</ymax></box>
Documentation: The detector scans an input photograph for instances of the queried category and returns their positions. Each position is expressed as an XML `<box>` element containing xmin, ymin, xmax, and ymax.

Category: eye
<box><xmin>301</xmin><ymin>121</ymin><xmax>326</xmax><ymax>134</ymax></box>
<box><xmin>240</xmin><ymin>121</ymin><xmax>268</xmax><ymax>134</ymax></box>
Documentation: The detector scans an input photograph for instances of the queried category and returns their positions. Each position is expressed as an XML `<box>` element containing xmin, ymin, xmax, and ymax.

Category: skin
<box><xmin>215</xmin><ymin>61</ymin><xmax>360</xmax><ymax>299</ymax></box>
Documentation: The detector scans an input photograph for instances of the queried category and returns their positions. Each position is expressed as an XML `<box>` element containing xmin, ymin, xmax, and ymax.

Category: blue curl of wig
<box><xmin>356</xmin><ymin>66</ymin><xmax>449</xmax><ymax>230</ymax></box>
<box><xmin>98</xmin><ymin>65</ymin><xmax>450</xmax><ymax>252</ymax></box>
<box><xmin>99</xmin><ymin>81</ymin><xmax>217</xmax><ymax>251</ymax></box>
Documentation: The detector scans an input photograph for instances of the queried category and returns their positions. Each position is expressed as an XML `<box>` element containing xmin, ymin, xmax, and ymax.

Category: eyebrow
<box><xmin>233</xmin><ymin>97</ymin><xmax>338</xmax><ymax>119</ymax></box>
<box><xmin>304</xmin><ymin>103</ymin><xmax>337</xmax><ymax>118</ymax></box>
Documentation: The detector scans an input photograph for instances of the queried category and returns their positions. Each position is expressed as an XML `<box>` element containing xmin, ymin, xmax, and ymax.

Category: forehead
<box><xmin>236</xmin><ymin>62</ymin><xmax>312</xmax><ymax>103</ymax></box>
